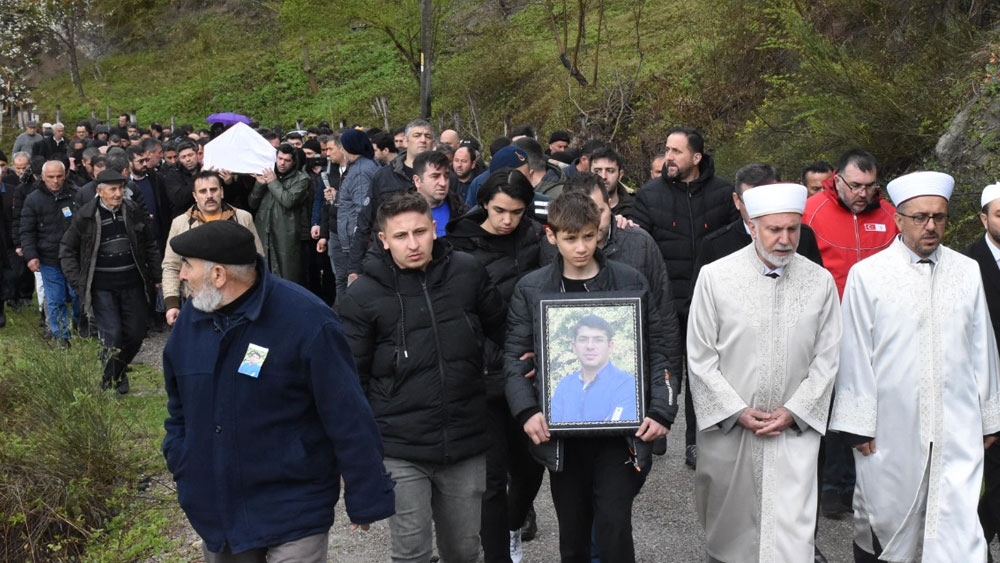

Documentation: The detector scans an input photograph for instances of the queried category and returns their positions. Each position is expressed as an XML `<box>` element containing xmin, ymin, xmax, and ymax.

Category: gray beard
<box><xmin>755</xmin><ymin>237</ymin><xmax>795</xmax><ymax>267</ymax></box>
<box><xmin>186</xmin><ymin>277</ymin><xmax>224</xmax><ymax>312</ymax></box>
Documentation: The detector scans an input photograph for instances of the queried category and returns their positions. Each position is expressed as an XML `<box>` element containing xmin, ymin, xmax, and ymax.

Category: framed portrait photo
<box><xmin>537</xmin><ymin>291</ymin><xmax>645</xmax><ymax>436</ymax></box>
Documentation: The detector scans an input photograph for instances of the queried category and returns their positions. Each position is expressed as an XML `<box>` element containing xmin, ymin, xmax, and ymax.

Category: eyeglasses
<box><xmin>837</xmin><ymin>175</ymin><xmax>880</xmax><ymax>193</ymax></box>
<box><xmin>897</xmin><ymin>212</ymin><xmax>948</xmax><ymax>226</ymax></box>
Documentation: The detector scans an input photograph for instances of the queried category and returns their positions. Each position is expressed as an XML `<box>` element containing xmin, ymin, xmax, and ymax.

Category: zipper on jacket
<box><xmin>687</xmin><ymin>189</ymin><xmax>696</xmax><ymax>260</ymax></box>
<box><xmin>421</xmin><ymin>276</ymin><xmax>452</xmax><ymax>463</ymax></box>
<box><xmin>121</xmin><ymin>206</ymin><xmax>149</xmax><ymax>289</ymax></box>
<box><xmin>853</xmin><ymin>214</ymin><xmax>861</xmax><ymax>262</ymax></box>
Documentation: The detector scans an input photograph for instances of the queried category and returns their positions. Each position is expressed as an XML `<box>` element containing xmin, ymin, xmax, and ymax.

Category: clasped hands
<box><xmin>738</xmin><ymin>406</ymin><xmax>794</xmax><ymax>437</ymax></box>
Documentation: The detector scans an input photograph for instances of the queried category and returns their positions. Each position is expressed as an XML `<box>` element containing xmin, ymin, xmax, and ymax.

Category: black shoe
<box><xmin>100</xmin><ymin>376</ymin><xmax>113</xmax><ymax>391</ymax></box>
<box><xmin>9</xmin><ymin>300</ymin><xmax>22</xmax><ymax>313</ymax></box>
<box><xmin>521</xmin><ymin>506</ymin><xmax>537</xmax><ymax>542</ymax></box>
<box><xmin>821</xmin><ymin>490</ymin><xmax>848</xmax><ymax>519</ymax></box>
<box><xmin>116</xmin><ymin>376</ymin><xmax>130</xmax><ymax>396</ymax></box>
<box><xmin>814</xmin><ymin>545</ymin><xmax>828</xmax><ymax>563</ymax></box>
<box><xmin>685</xmin><ymin>444</ymin><xmax>697</xmax><ymax>469</ymax></box>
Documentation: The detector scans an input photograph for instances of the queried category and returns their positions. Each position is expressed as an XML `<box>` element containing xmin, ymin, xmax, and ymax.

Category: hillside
<box><xmin>13</xmin><ymin>0</ymin><xmax>1000</xmax><ymax>242</ymax></box>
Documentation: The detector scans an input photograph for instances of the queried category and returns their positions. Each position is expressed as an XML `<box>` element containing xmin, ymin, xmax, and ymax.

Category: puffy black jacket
<box><xmin>162</xmin><ymin>163</ymin><xmax>199</xmax><ymax>217</ymax></box>
<box><xmin>339</xmin><ymin>240</ymin><xmax>506</xmax><ymax>464</ymax></box>
<box><xmin>445</xmin><ymin>208</ymin><xmax>548</xmax><ymax>396</ymax></box>
<box><xmin>19</xmin><ymin>184</ymin><xmax>79</xmax><ymax>265</ymax></box>
<box><xmin>503</xmin><ymin>250</ymin><xmax>675</xmax><ymax>473</ymax></box>
<box><xmin>59</xmin><ymin>198</ymin><xmax>161</xmax><ymax>314</ymax></box>
<box><xmin>11</xmin><ymin>177</ymin><xmax>39</xmax><ymax>248</ymax></box>
<box><xmin>631</xmin><ymin>154</ymin><xmax>739</xmax><ymax>321</ymax></box>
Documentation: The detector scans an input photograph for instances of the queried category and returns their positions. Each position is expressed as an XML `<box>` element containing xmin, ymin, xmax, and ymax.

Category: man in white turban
<box><xmin>688</xmin><ymin>182</ymin><xmax>841</xmax><ymax>562</ymax></box>
<box><xmin>831</xmin><ymin>171</ymin><xmax>1000</xmax><ymax>562</ymax></box>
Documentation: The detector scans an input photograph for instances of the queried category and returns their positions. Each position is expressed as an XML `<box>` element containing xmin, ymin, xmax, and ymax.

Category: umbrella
<box><xmin>206</xmin><ymin>112</ymin><xmax>252</xmax><ymax>126</ymax></box>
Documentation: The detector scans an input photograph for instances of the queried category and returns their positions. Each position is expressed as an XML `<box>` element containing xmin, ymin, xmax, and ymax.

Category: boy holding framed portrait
<box><xmin>503</xmin><ymin>191</ymin><xmax>677</xmax><ymax>563</ymax></box>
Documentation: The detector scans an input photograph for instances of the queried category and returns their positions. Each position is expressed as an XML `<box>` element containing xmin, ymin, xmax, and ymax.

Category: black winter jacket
<box><xmin>503</xmin><ymin>250</ymin><xmax>675</xmax><ymax>473</ymax></box>
<box><xmin>162</xmin><ymin>163</ymin><xmax>199</xmax><ymax>217</ymax></box>
<box><xmin>11</xmin><ymin>178</ymin><xmax>39</xmax><ymax>248</ymax></box>
<box><xmin>631</xmin><ymin>154</ymin><xmax>739</xmax><ymax>321</ymax></box>
<box><xmin>59</xmin><ymin>198</ymin><xmax>161</xmax><ymax>315</ymax></box>
<box><xmin>445</xmin><ymin>208</ymin><xmax>548</xmax><ymax>396</ymax></box>
<box><xmin>340</xmin><ymin>240</ymin><xmax>507</xmax><ymax>464</ymax></box>
<box><xmin>19</xmin><ymin>185</ymin><xmax>79</xmax><ymax>265</ymax></box>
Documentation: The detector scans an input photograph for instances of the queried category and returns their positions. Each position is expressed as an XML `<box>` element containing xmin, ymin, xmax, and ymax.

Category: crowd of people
<box><xmin>1</xmin><ymin>113</ymin><xmax>999</xmax><ymax>563</ymax></box>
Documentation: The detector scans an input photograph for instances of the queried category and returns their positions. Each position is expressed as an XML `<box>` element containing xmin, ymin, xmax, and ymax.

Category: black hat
<box><xmin>548</xmin><ymin>130</ymin><xmax>571</xmax><ymax>144</ymax></box>
<box><xmin>95</xmin><ymin>169</ymin><xmax>126</xmax><ymax>186</ymax></box>
<box><xmin>169</xmin><ymin>220</ymin><xmax>257</xmax><ymax>265</ymax></box>
<box><xmin>302</xmin><ymin>137</ymin><xmax>322</xmax><ymax>154</ymax></box>
<box><xmin>95</xmin><ymin>124</ymin><xmax>110</xmax><ymax>134</ymax></box>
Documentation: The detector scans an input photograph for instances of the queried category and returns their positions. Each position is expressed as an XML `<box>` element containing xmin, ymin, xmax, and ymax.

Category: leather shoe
<box><xmin>814</xmin><ymin>545</ymin><xmax>828</xmax><ymax>563</ymax></box>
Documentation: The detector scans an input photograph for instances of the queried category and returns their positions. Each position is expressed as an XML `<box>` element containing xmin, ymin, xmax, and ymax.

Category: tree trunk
<box><xmin>299</xmin><ymin>29</ymin><xmax>318</xmax><ymax>95</ymax></box>
<box><xmin>68</xmin><ymin>42</ymin><xmax>84</xmax><ymax>97</ymax></box>
<box><xmin>419</xmin><ymin>0</ymin><xmax>433</xmax><ymax>119</ymax></box>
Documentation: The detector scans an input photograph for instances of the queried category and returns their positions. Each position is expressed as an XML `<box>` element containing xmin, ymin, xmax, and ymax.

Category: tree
<box><xmin>0</xmin><ymin>0</ymin><xmax>45</xmax><ymax>118</ymax></box>
<box><xmin>37</xmin><ymin>0</ymin><xmax>98</xmax><ymax>98</ymax></box>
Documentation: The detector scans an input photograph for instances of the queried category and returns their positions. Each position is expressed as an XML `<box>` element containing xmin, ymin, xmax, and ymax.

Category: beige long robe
<box><xmin>687</xmin><ymin>244</ymin><xmax>841</xmax><ymax>563</ymax></box>
<box><xmin>830</xmin><ymin>239</ymin><xmax>1000</xmax><ymax>562</ymax></box>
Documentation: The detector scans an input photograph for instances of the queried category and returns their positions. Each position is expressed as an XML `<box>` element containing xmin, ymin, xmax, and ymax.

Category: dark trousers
<box><xmin>679</xmin><ymin>322</ymin><xmax>696</xmax><ymax>448</ymax></box>
<box><xmin>481</xmin><ymin>396</ymin><xmax>546</xmax><ymax>562</ymax></box>
<box><xmin>853</xmin><ymin>528</ymin><xmax>885</xmax><ymax>562</ymax></box>
<box><xmin>823</xmin><ymin>429</ymin><xmax>856</xmax><ymax>493</ymax></box>
<box><xmin>92</xmin><ymin>285</ymin><xmax>148</xmax><ymax>384</ymax></box>
<box><xmin>981</xmin><ymin>451</ymin><xmax>1000</xmax><ymax>562</ymax></box>
<box><xmin>549</xmin><ymin>437</ymin><xmax>641</xmax><ymax>563</ymax></box>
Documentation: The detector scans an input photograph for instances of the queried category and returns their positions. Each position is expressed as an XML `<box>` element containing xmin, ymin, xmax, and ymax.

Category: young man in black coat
<box><xmin>446</xmin><ymin>169</ymin><xmax>549</xmax><ymax>562</ymax></box>
<box><xmin>504</xmin><ymin>192</ymin><xmax>675</xmax><ymax>563</ymax></box>
<box><xmin>340</xmin><ymin>192</ymin><xmax>506</xmax><ymax>563</ymax></box>
<box><xmin>965</xmin><ymin>183</ymin><xmax>1000</xmax><ymax>555</ymax></box>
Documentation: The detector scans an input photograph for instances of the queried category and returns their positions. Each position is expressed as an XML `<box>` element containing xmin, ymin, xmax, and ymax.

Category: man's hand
<box><xmin>254</xmin><ymin>168</ymin><xmax>276</xmax><ymax>184</ymax></box>
<box><xmin>615</xmin><ymin>214</ymin><xmax>638</xmax><ymax>230</ymax></box>
<box><xmin>519</xmin><ymin>351</ymin><xmax>536</xmax><ymax>378</ymax></box>
<box><xmin>855</xmin><ymin>440</ymin><xmax>877</xmax><ymax>456</ymax></box>
<box><xmin>523</xmin><ymin>412</ymin><xmax>550</xmax><ymax>445</ymax></box>
<box><xmin>311</xmin><ymin>225</ymin><xmax>321</xmax><ymax>239</ymax></box>
<box><xmin>324</xmin><ymin>187</ymin><xmax>336</xmax><ymax>201</ymax></box>
<box><xmin>317</xmin><ymin>238</ymin><xmax>327</xmax><ymax>253</ymax></box>
<box><xmin>635</xmin><ymin>417</ymin><xmax>668</xmax><ymax>442</ymax></box>
<box><xmin>987</xmin><ymin>435</ymin><xmax>998</xmax><ymax>450</ymax></box>
<box><xmin>166</xmin><ymin>308</ymin><xmax>180</xmax><ymax>325</ymax></box>
<box><xmin>755</xmin><ymin>406</ymin><xmax>794</xmax><ymax>436</ymax></box>
<box><xmin>737</xmin><ymin>408</ymin><xmax>771</xmax><ymax>432</ymax></box>
<box><xmin>218</xmin><ymin>169</ymin><xmax>233</xmax><ymax>184</ymax></box>
<box><xmin>348</xmin><ymin>273</ymin><xmax>360</xmax><ymax>285</ymax></box>
<box><xmin>15</xmin><ymin>247</ymin><xmax>23</xmax><ymax>257</ymax></box>
<box><xmin>350</xmin><ymin>523</ymin><xmax>371</xmax><ymax>532</ymax></box>
<box><xmin>27</xmin><ymin>258</ymin><xmax>39</xmax><ymax>272</ymax></box>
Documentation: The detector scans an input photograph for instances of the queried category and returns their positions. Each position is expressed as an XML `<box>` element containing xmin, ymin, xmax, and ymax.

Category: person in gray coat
<box><xmin>336</xmin><ymin>129</ymin><xmax>379</xmax><ymax>291</ymax></box>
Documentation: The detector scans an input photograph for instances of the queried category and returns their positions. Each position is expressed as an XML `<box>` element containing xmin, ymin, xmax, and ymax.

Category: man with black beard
<box><xmin>632</xmin><ymin>126</ymin><xmax>739</xmax><ymax>470</ymax></box>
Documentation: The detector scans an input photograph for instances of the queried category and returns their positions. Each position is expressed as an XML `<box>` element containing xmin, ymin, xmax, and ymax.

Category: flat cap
<box><xmin>169</xmin><ymin>220</ymin><xmax>257</xmax><ymax>265</ymax></box>
<box><xmin>95</xmin><ymin>169</ymin><xmax>126</xmax><ymax>185</ymax></box>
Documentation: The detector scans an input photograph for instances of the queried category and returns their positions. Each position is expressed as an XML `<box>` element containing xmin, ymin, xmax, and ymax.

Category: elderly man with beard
<box><xmin>688</xmin><ymin>183</ymin><xmax>841</xmax><ymax>563</ymax></box>
<box><xmin>249</xmin><ymin>143</ymin><xmax>312</xmax><ymax>284</ymax></box>
<box><xmin>162</xmin><ymin>170</ymin><xmax>262</xmax><ymax>325</ymax></box>
<box><xmin>60</xmin><ymin>170</ymin><xmax>161</xmax><ymax>394</ymax></box>
<box><xmin>162</xmin><ymin>220</ymin><xmax>394</xmax><ymax>562</ymax></box>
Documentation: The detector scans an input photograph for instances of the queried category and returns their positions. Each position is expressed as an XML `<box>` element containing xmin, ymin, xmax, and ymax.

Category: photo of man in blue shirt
<box><xmin>549</xmin><ymin>314</ymin><xmax>638</xmax><ymax>423</ymax></box>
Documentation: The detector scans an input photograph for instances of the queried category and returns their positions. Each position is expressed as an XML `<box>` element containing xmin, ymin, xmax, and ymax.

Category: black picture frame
<box><xmin>536</xmin><ymin>291</ymin><xmax>645</xmax><ymax>436</ymax></box>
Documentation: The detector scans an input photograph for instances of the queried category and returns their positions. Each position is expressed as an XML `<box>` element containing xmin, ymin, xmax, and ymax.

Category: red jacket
<box><xmin>803</xmin><ymin>184</ymin><xmax>898</xmax><ymax>298</ymax></box>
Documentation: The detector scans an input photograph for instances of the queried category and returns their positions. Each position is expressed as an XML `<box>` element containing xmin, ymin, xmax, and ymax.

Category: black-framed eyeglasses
<box><xmin>836</xmin><ymin>174</ymin><xmax>879</xmax><ymax>193</ymax></box>
<box><xmin>897</xmin><ymin>212</ymin><xmax>948</xmax><ymax>226</ymax></box>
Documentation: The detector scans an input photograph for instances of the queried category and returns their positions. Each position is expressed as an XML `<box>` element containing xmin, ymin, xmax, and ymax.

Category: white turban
<box><xmin>742</xmin><ymin>183</ymin><xmax>808</xmax><ymax>219</ymax></box>
<box><xmin>886</xmin><ymin>171</ymin><xmax>954</xmax><ymax>206</ymax></box>
<box><xmin>981</xmin><ymin>182</ymin><xmax>1000</xmax><ymax>209</ymax></box>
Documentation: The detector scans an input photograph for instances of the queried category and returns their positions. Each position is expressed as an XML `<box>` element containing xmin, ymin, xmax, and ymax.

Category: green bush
<box><xmin>0</xmin><ymin>333</ymin><xmax>148</xmax><ymax>561</ymax></box>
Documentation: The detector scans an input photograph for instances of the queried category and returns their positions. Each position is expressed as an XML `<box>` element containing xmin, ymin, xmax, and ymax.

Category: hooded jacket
<box><xmin>802</xmin><ymin>184</ymin><xmax>897</xmax><ymax>298</ymax></box>
<box><xmin>503</xmin><ymin>250</ymin><xmax>675</xmax><ymax>473</ymax></box>
<box><xmin>446</xmin><ymin>207</ymin><xmax>548</xmax><ymax>396</ymax></box>
<box><xmin>339</xmin><ymin>240</ymin><xmax>506</xmax><ymax>464</ymax></box>
<box><xmin>632</xmin><ymin>154</ymin><xmax>739</xmax><ymax>321</ymax></box>
<box><xmin>248</xmin><ymin>167</ymin><xmax>311</xmax><ymax>283</ymax></box>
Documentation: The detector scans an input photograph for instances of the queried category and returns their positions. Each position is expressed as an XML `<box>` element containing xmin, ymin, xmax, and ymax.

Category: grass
<box><xmin>0</xmin><ymin>302</ymin><xmax>195</xmax><ymax>562</ymax></box>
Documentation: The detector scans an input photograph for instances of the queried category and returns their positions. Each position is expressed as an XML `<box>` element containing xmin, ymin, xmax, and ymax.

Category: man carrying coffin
<box><xmin>831</xmin><ymin>171</ymin><xmax>1000</xmax><ymax>562</ymax></box>
<box><xmin>687</xmin><ymin>182</ymin><xmax>841</xmax><ymax>563</ymax></box>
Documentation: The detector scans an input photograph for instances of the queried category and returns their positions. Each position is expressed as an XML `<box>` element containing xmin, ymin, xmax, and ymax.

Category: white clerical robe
<box><xmin>687</xmin><ymin>245</ymin><xmax>841</xmax><ymax>563</ymax></box>
<box><xmin>830</xmin><ymin>238</ymin><xmax>1000</xmax><ymax>562</ymax></box>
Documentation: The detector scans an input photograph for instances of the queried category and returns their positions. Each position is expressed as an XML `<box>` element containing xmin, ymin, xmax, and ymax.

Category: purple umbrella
<box><xmin>206</xmin><ymin>112</ymin><xmax>252</xmax><ymax>126</ymax></box>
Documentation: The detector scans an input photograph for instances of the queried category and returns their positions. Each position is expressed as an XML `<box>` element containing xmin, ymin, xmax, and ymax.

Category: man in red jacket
<box><xmin>802</xmin><ymin>148</ymin><xmax>897</xmax><ymax>523</ymax></box>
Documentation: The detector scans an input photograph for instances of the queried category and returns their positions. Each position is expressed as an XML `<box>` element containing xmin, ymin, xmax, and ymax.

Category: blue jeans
<box><xmin>384</xmin><ymin>454</ymin><xmax>486</xmax><ymax>563</ymax></box>
<box><xmin>39</xmin><ymin>263</ymin><xmax>78</xmax><ymax>339</ymax></box>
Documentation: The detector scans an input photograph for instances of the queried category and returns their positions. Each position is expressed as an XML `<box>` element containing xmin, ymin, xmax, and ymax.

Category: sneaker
<box><xmin>509</xmin><ymin>528</ymin><xmax>523</xmax><ymax>563</ymax></box>
<box><xmin>116</xmin><ymin>376</ymin><xmax>130</xmax><ymax>396</ymax></box>
<box><xmin>685</xmin><ymin>444</ymin><xmax>697</xmax><ymax>469</ymax></box>
<box><xmin>521</xmin><ymin>506</ymin><xmax>537</xmax><ymax>542</ymax></box>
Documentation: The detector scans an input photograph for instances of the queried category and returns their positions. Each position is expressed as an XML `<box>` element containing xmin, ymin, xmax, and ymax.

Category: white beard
<box><xmin>185</xmin><ymin>270</ymin><xmax>224</xmax><ymax>312</ymax></box>
<box><xmin>755</xmin><ymin>237</ymin><xmax>795</xmax><ymax>267</ymax></box>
